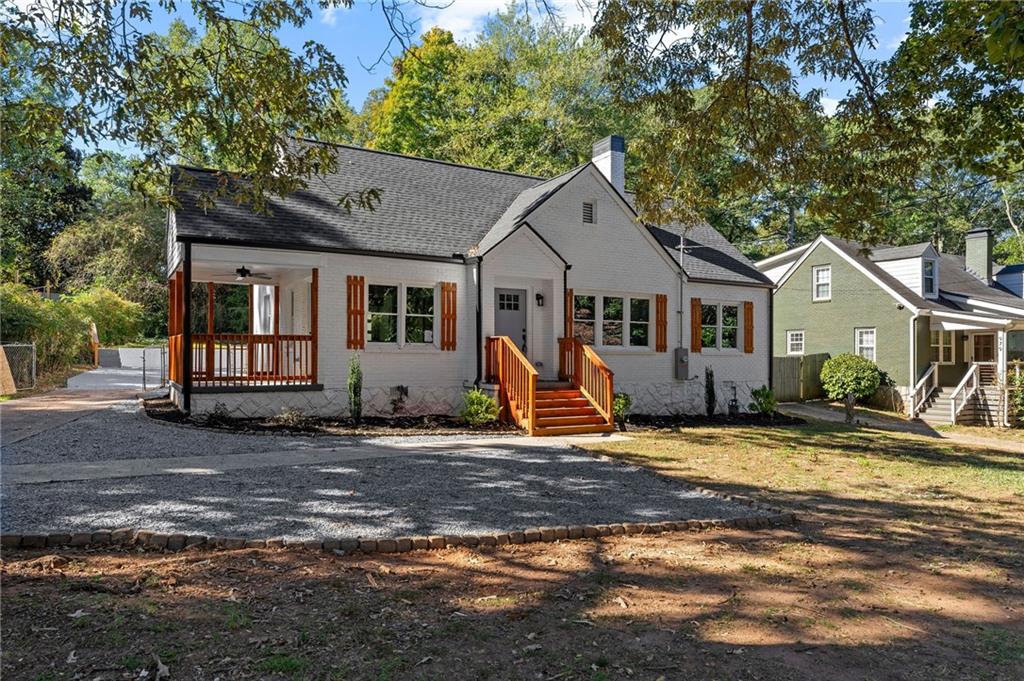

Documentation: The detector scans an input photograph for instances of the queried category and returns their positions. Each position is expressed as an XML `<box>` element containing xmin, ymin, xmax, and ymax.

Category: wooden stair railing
<box><xmin>486</xmin><ymin>336</ymin><xmax>539</xmax><ymax>434</ymax></box>
<box><xmin>558</xmin><ymin>337</ymin><xmax>614</xmax><ymax>427</ymax></box>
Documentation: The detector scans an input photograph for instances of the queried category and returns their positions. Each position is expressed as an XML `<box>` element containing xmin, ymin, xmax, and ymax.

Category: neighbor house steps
<box><xmin>915</xmin><ymin>385</ymin><xmax>1004</xmax><ymax>426</ymax></box>
<box><xmin>531</xmin><ymin>382</ymin><xmax>614</xmax><ymax>436</ymax></box>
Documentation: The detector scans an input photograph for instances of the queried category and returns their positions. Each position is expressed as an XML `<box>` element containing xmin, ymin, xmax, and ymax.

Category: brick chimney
<box><xmin>592</xmin><ymin>135</ymin><xmax>625</xmax><ymax>193</ymax></box>
<box><xmin>965</xmin><ymin>228</ymin><xmax>993</xmax><ymax>283</ymax></box>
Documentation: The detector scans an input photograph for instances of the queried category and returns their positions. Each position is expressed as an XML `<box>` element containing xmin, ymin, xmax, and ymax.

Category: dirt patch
<box><xmin>143</xmin><ymin>396</ymin><xmax>517</xmax><ymax>437</ymax></box>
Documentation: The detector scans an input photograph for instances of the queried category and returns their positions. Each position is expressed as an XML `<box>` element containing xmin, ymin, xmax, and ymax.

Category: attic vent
<box><xmin>582</xmin><ymin>201</ymin><xmax>595</xmax><ymax>224</ymax></box>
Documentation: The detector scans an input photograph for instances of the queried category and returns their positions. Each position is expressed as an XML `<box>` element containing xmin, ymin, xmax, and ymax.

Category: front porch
<box><xmin>167</xmin><ymin>252</ymin><xmax>320</xmax><ymax>412</ymax></box>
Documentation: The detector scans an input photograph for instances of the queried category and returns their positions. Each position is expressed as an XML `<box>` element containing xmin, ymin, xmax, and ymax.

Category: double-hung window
<box><xmin>930</xmin><ymin>330</ymin><xmax>953</xmax><ymax>364</ymax></box>
<box><xmin>855</xmin><ymin>327</ymin><xmax>876</xmax><ymax>362</ymax></box>
<box><xmin>923</xmin><ymin>260</ymin><xmax>936</xmax><ymax>296</ymax></box>
<box><xmin>787</xmin><ymin>330</ymin><xmax>805</xmax><ymax>355</ymax></box>
<box><xmin>367</xmin><ymin>284</ymin><xmax>436</xmax><ymax>347</ymax></box>
<box><xmin>812</xmin><ymin>265</ymin><xmax>831</xmax><ymax>301</ymax></box>
<box><xmin>574</xmin><ymin>293</ymin><xmax>651</xmax><ymax>348</ymax></box>
<box><xmin>701</xmin><ymin>303</ymin><xmax>739</xmax><ymax>351</ymax></box>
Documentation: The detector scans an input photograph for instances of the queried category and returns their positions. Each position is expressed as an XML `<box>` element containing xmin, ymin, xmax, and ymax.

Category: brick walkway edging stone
<box><xmin>0</xmin><ymin>487</ymin><xmax>796</xmax><ymax>554</ymax></box>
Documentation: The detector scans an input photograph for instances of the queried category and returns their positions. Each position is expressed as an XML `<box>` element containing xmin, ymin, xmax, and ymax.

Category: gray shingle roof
<box><xmin>173</xmin><ymin>144</ymin><xmax>541</xmax><ymax>259</ymax></box>
<box><xmin>868</xmin><ymin>242</ymin><xmax>933</xmax><ymax>261</ymax></box>
<box><xmin>172</xmin><ymin>141</ymin><xmax>769</xmax><ymax>287</ymax></box>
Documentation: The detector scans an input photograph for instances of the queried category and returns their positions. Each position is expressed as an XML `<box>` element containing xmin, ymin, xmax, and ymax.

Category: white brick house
<box><xmin>166</xmin><ymin>137</ymin><xmax>774</xmax><ymax>433</ymax></box>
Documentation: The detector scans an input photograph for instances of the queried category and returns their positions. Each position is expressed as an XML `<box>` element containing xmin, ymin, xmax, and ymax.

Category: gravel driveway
<box><xmin>2</xmin><ymin>396</ymin><xmax>756</xmax><ymax>540</ymax></box>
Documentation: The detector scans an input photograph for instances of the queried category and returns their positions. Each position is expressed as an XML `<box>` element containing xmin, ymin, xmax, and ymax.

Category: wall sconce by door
<box><xmin>535</xmin><ymin>292</ymin><xmax>544</xmax><ymax>307</ymax></box>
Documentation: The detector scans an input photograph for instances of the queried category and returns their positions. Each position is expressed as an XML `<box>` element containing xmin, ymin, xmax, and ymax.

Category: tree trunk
<box><xmin>844</xmin><ymin>394</ymin><xmax>856</xmax><ymax>423</ymax></box>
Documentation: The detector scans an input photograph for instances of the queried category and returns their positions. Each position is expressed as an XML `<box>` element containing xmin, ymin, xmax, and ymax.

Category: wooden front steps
<box><xmin>532</xmin><ymin>382</ymin><xmax>614</xmax><ymax>436</ymax></box>
<box><xmin>915</xmin><ymin>386</ymin><xmax>1004</xmax><ymax>426</ymax></box>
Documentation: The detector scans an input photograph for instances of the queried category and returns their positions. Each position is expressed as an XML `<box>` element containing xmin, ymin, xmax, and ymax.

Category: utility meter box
<box><xmin>674</xmin><ymin>347</ymin><xmax>689</xmax><ymax>380</ymax></box>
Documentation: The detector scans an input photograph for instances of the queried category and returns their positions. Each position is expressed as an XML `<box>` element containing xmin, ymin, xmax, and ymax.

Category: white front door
<box><xmin>494</xmin><ymin>288</ymin><xmax>528</xmax><ymax>355</ymax></box>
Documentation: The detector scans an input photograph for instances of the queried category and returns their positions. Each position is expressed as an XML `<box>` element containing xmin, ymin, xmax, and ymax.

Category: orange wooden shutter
<box><xmin>346</xmin><ymin>275</ymin><xmax>365</xmax><ymax>350</ymax></box>
<box><xmin>690</xmin><ymin>297</ymin><xmax>702</xmax><ymax>352</ymax></box>
<box><xmin>655</xmin><ymin>294</ymin><xmax>668</xmax><ymax>352</ymax></box>
<box><xmin>743</xmin><ymin>301</ymin><xmax>754</xmax><ymax>354</ymax></box>
<box><xmin>440</xmin><ymin>282</ymin><xmax>457</xmax><ymax>350</ymax></box>
<box><xmin>564</xmin><ymin>288</ymin><xmax>574</xmax><ymax>338</ymax></box>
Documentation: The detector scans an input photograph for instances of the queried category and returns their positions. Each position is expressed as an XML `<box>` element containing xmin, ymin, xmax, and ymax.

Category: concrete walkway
<box><xmin>2</xmin><ymin>433</ymin><xmax>630</xmax><ymax>484</ymax></box>
<box><xmin>1</xmin><ymin>390</ymin><xmax>140</xmax><ymax>447</ymax></box>
<box><xmin>779</xmin><ymin>401</ymin><xmax>1024</xmax><ymax>454</ymax></box>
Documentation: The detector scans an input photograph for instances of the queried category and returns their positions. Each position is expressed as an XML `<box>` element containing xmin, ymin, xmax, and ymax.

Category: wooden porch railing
<box><xmin>558</xmin><ymin>337</ymin><xmax>614</xmax><ymax>425</ymax></box>
<box><xmin>191</xmin><ymin>333</ymin><xmax>315</xmax><ymax>387</ymax></box>
<box><xmin>486</xmin><ymin>336</ymin><xmax>538</xmax><ymax>434</ymax></box>
<box><xmin>169</xmin><ymin>334</ymin><xmax>184</xmax><ymax>385</ymax></box>
<box><xmin>910</xmin><ymin>361</ymin><xmax>938</xmax><ymax>417</ymax></box>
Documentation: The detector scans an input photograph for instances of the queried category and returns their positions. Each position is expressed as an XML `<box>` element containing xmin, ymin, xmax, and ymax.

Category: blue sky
<box><xmin>151</xmin><ymin>0</ymin><xmax>916</xmax><ymax>113</ymax></box>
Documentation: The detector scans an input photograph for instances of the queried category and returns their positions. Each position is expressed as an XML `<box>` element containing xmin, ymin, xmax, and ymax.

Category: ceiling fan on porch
<box><xmin>230</xmin><ymin>266</ymin><xmax>272</xmax><ymax>282</ymax></box>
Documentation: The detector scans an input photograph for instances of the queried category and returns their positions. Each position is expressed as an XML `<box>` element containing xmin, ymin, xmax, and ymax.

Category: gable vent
<box><xmin>582</xmin><ymin>201</ymin><xmax>595</xmax><ymax>224</ymax></box>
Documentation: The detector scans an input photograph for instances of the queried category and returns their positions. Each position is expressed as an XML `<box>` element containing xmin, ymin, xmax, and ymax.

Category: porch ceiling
<box><xmin>189</xmin><ymin>262</ymin><xmax>310</xmax><ymax>286</ymax></box>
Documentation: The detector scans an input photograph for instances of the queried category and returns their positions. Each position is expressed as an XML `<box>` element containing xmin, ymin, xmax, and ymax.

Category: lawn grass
<box><xmin>2</xmin><ymin>420</ymin><xmax>1022</xmax><ymax>680</ymax></box>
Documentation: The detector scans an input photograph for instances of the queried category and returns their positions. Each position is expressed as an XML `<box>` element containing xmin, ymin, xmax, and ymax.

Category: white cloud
<box><xmin>321</xmin><ymin>4</ymin><xmax>343</xmax><ymax>27</ymax></box>
<box><xmin>417</xmin><ymin>0</ymin><xmax>594</xmax><ymax>43</ymax></box>
<box><xmin>820</xmin><ymin>96</ymin><xmax>840</xmax><ymax>117</ymax></box>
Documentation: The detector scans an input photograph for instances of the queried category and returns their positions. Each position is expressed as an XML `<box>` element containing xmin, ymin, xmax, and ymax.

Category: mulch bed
<box><xmin>143</xmin><ymin>397</ymin><xmax>518</xmax><ymax>437</ymax></box>
<box><xmin>622</xmin><ymin>411</ymin><xmax>804</xmax><ymax>431</ymax></box>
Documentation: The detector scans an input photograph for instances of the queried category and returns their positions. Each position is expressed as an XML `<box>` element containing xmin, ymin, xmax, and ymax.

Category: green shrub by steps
<box><xmin>461</xmin><ymin>388</ymin><xmax>500</xmax><ymax>425</ymax></box>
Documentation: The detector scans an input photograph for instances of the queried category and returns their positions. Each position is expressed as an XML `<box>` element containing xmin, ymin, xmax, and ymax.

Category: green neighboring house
<box><xmin>757</xmin><ymin>230</ymin><xmax>1024</xmax><ymax>426</ymax></box>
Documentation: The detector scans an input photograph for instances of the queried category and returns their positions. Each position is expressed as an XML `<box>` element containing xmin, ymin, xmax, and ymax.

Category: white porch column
<box><xmin>998</xmin><ymin>328</ymin><xmax>1007</xmax><ymax>385</ymax></box>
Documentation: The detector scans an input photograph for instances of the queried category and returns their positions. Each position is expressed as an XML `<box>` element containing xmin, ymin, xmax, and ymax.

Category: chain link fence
<box><xmin>2</xmin><ymin>343</ymin><xmax>36</xmax><ymax>390</ymax></box>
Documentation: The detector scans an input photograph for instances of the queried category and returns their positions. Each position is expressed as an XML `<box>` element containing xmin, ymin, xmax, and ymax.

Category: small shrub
<box><xmin>613</xmin><ymin>392</ymin><xmax>632</xmax><ymax>429</ymax></box>
<box><xmin>820</xmin><ymin>353</ymin><xmax>881</xmax><ymax>423</ymax></box>
<box><xmin>461</xmin><ymin>388</ymin><xmax>500</xmax><ymax>425</ymax></box>
<box><xmin>748</xmin><ymin>385</ymin><xmax>777</xmax><ymax>416</ymax></box>
<box><xmin>704</xmin><ymin>365</ymin><xmax>716</xmax><ymax>417</ymax></box>
<box><xmin>274</xmin><ymin>407</ymin><xmax>312</xmax><ymax>429</ymax></box>
<box><xmin>348</xmin><ymin>353</ymin><xmax>363</xmax><ymax>423</ymax></box>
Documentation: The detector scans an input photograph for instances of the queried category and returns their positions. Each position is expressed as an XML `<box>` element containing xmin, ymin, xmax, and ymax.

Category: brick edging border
<box><xmin>0</xmin><ymin>488</ymin><xmax>796</xmax><ymax>555</ymax></box>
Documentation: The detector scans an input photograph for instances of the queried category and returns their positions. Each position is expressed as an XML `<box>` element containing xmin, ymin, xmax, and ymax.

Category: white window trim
<box><xmin>573</xmin><ymin>291</ymin><xmax>655</xmax><ymax>352</ymax></box>
<box><xmin>786</xmin><ymin>329</ymin><xmax>805</xmax><ymax>356</ymax></box>
<box><xmin>854</xmin><ymin>327</ymin><xmax>876</xmax><ymax>362</ymax></box>
<box><xmin>922</xmin><ymin>259</ymin><xmax>937</xmax><ymax>298</ymax></box>
<box><xmin>700</xmin><ymin>301</ymin><xmax>743</xmax><ymax>353</ymax></box>
<box><xmin>365</xmin><ymin>281</ymin><xmax>440</xmax><ymax>351</ymax></box>
<box><xmin>930</xmin><ymin>329</ymin><xmax>955</xmax><ymax>365</ymax></box>
<box><xmin>812</xmin><ymin>265</ymin><xmax>832</xmax><ymax>302</ymax></box>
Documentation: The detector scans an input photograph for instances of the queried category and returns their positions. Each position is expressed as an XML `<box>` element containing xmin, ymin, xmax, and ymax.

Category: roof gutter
<box><xmin>177</xmin><ymin>236</ymin><xmax>467</xmax><ymax>265</ymax></box>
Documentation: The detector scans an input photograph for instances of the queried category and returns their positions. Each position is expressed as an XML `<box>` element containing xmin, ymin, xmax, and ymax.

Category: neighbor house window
<box><xmin>923</xmin><ymin>260</ymin><xmax>936</xmax><ymax>295</ymax></box>
<box><xmin>787</xmin><ymin>330</ymin><xmax>805</xmax><ymax>355</ymax></box>
<box><xmin>855</xmin><ymin>327</ymin><xmax>876</xmax><ymax>362</ymax></box>
<box><xmin>930</xmin><ymin>330</ymin><xmax>954</xmax><ymax>364</ymax></box>
<box><xmin>573</xmin><ymin>294</ymin><xmax>596</xmax><ymax>344</ymax></box>
<box><xmin>812</xmin><ymin>265</ymin><xmax>831</xmax><ymax>301</ymax></box>
<box><xmin>574</xmin><ymin>293</ymin><xmax>652</xmax><ymax>348</ymax></box>
<box><xmin>405</xmin><ymin>286</ymin><xmax>435</xmax><ymax>344</ymax></box>
<box><xmin>368</xmin><ymin>284</ymin><xmax>399</xmax><ymax>343</ymax></box>
<box><xmin>701</xmin><ymin>303</ymin><xmax>739</xmax><ymax>351</ymax></box>
<box><xmin>582</xmin><ymin>201</ymin><xmax>595</xmax><ymax>224</ymax></box>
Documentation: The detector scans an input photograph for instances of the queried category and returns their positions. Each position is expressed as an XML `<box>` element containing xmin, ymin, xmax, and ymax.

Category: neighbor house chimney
<box><xmin>965</xmin><ymin>228</ymin><xmax>993</xmax><ymax>283</ymax></box>
<box><xmin>592</xmin><ymin>135</ymin><xmax>625</xmax><ymax>193</ymax></box>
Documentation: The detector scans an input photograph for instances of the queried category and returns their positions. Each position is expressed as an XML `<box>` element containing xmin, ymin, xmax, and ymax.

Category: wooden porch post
<box><xmin>247</xmin><ymin>284</ymin><xmax>254</xmax><ymax>378</ymax></box>
<box><xmin>311</xmin><ymin>268</ymin><xmax>319</xmax><ymax>384</ymax></box>
<box><xmin>206</xmin><ymin>283</ymin><xmax>215</xmax><ymax>379</ymax></box>
<box><xmin>273</xmin><ymin>285</ymin><xmax>281</xmax><ymax>377</ymax></box>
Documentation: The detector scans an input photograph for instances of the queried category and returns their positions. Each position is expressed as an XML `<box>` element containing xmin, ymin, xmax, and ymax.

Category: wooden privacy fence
<box><xmin>772</xmin><ymin>353</ymin><xmax>830</xmax><ymax>402</ymax></box>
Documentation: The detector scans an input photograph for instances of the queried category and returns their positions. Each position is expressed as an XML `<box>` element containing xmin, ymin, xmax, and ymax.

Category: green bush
<box><xmin>460</xmin><ymin>388</ymin><xmax>500</xmax><ymax>425</ymax></box>
<box><xmin>748</xmin><ymin>385</ymin><xmax>777</xmax><ymax>416</ymax></box>
<box><xmin>820</xmin><ymin>353</ymin><xmax>881</xmax><ymax>423</ymax></box>
<box><xmin>67</xmin><ymin>286</ymin><xmax>143</xmax><ymax>344</ymax></box>
<box><xmin>0</xmin><ymin>282</ymin><xmax>90</xmax><ymax>374</ymax></box>
<box><xmin>613</xmin><ymin>392</ymin><xmax>632</xmax><ymax>426</ymax></box>
<box><xmin>347</xmin><ymin>353</ymin><xmax>363</xmax><ymax>423</ymax></box>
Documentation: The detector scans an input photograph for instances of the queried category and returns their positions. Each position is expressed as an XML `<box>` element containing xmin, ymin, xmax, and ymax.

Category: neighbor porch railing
<box><xmin>558</xmin><ymin>337</ymin><xmax>614</xmax><ymax>426</ymax></box>
<box><xmin>191</xmin><ymin>333</ymin><xmax>315</xmax><ymax>387</ymax></box>
<box><xmin>910</xmin><ymin>361</ymin><xmax>939</xmax><ymax>417</ymax></box>
<box><xmin>486</xmin><ymin>336</ymin><xmax>538</xmax><ymax>434</ymax></box>
<box><xmin>950</xmin><ymin>362</ymin><xmax>980</xmax><ymax>424</ymax></box>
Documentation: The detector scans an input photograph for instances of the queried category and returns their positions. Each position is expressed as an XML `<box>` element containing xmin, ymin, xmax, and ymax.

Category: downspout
<box><xmin>474</xmin><ymin>256</ymin><xmax>483</xmax><ymax>387</ymax></box>
<box><xmin>768</xmin><ymin>289</ymin><xmax>774</xmax><ymax>387</ymax></box>
<box><xmin>908</xmin><ymin>311</ymin><xmax>919</xmax><ymax>418</ymax></box>
<box><xmin>182</xmin><ymin>241</ymin><xmax>193</xmax><ymax>414</ymax></box>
